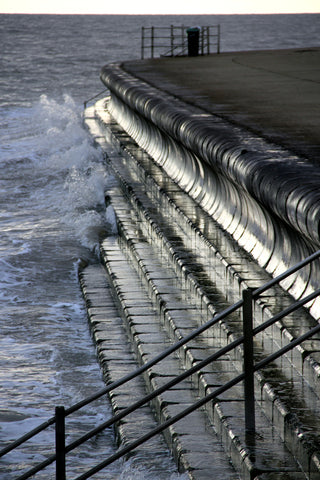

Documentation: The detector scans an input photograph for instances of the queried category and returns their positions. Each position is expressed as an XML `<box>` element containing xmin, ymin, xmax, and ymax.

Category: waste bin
<box><xmin>186</xmin><ymin>27</ymin><xmax>200</xmax><ymax>56</ymax></box>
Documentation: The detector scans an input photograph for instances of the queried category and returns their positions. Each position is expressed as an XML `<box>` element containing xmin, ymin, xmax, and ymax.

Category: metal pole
<box><xmin>200</xmin><ymin>27</ymin><xmax>203</xmax><ymax>55</ymax></box>
<box><xmin>55</xmin><ymin>406</ymin><xmax>66</xmax><ymax>480</ymax></box>
<box><xmin>181</xmin><ymin>25</ymin><xmax>184</xmax><ymax>54</ymax></box>
<box><xmin>217</xmin><ymin>24</ymin><xmax>221</xmax><ymax>54</ymax></box>
<box><xmin>242</xmin><ymin>289</ymin><xmax>255</xmax><ymax>434</ymax></box>
<box><xmin>171</xmin><ymin>25</ymin><xmax>174</xmax><ymax>56</ymax></box>
<box><xmin>151</xmin><ymin>26</ymin><xmax>154</xmax><ymax>59</ymax></box>
<box><xmin>141</xmin><ymin>26</ymin><xmax>144</xmax><ymax>59</ymax></box>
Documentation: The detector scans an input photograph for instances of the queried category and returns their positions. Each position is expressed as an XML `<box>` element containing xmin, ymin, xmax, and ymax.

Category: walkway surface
<box><xmin>122</xmin><ymin>47</ymin><xmax>320</xmax><ymax>162</ymax></box>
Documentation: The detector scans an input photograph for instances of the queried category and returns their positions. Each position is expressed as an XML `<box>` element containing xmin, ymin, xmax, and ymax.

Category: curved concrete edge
<box><xmin>100</xmin><ymin>63</ymin><xmax>320</xmax><ymax>246</ymax></box>
<box><xmin>99</xmin><ymin>66</ymin><xmax>320</xmax><ymax>318</ymax></box>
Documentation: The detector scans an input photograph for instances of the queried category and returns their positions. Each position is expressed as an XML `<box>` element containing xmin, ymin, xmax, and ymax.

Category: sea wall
<box><xmin>100</xmin><ymin>63</ymin><xmax>320</xmax><ymax>318</ymax></box>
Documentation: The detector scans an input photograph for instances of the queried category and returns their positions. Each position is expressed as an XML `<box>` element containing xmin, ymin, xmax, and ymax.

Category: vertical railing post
<box><xmin>242</xmin><ymin>289</ymin><xmax>255</xmax><ymax>434</ymax></box>
<box><xmin>217</xmin><ymin>24</ymin><xmax>221</xmax><ymax>54</ymax></box>
<box><xmin>55</xmin><ymin>406</ymin><xmax>66</xmax><ymax>480</ymax></box>
<box><xmin>200</xmin><ymin>27</ymin><xmax>204</xmax><ymax>55</ymax></box>
<box><xmin>141</xmin><ymin>26</ymin><xmax>144</xmax><ymax>59</ymax></box>
<box><xmin>202</xmin><ymin>27</ymin><xmax>209</xmax><ymax>55</ymax></box>
<box><xmin>170</xmin><ymin>25</ymin><xmax>174</xmax><ymax>56</ymax></box>
<box><xmin>151</xmin><ymin>26</ymin><xmax>154</xmax><ymax>59</ymax></box>
<box><xmin>181</xmin><ymin>25</ymin><xmax>184</xmax><ymax>55</ymax></box>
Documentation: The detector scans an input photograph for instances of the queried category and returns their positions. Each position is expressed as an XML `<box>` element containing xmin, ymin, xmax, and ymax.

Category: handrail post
<box><xmin>204</xmin><ymin>26</ymin><xmax>207</xmax><ymax>55</ymax></box>
<box><xmin>151</xmin><ymin>26</ymin><xmax>154</xmax><ymax>59</ymax></box>
<box><xmin>55</xmin><ymin>406</ymin><xmax>66</xmax><ymax>480</ymax></box>
<box><xmin>181</xmin><ymin>25</ymin><xmax>184</xmax><ymax>54</ymax></box>
<box><xmin>242</xmin><ymin>289</ymin><xmax>255</xmax><ymax>434</ymax></box>
<box><xmin>141</xmin><ymin>26</ymin><xmax>144</xmax><ymax>59</ymax></box>
<box><xmin>170</xmin><ymin>25</ymin><xmax>174</xmax><ymax>56</ymax></box>
<box><xmin>200</xmin><ymin>27</ymin><xmax>204</xmax><ymax>55</ymax></box>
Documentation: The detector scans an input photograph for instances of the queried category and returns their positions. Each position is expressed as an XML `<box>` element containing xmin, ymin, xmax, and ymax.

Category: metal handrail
<box><xmin>3</xmin><ymin>247</ymin><xmax>319</xmax><ymax>458</ymax></box>
<box><xmin>160</xmin><ymin>42</ymin><xmax>188</xmax><ymax>58</ymax></box>
<box><xmin>13</xmin><ymin>284</ymin><xmax>320</xmax><ymax>480</ymax></box>
<box><xmin>3</xmin><ymin>248</ymin><xmax>320</xmax><ymax>479</ymax></box>
<box><xmin>49</xmin><ymin>286</ymin><xmax>320</xmax><ymax>452</ymax></box>
<box><xmin>74</xmin><ymin>319</ymin><xmax>320</xmax><ymax>480</ymax></box>
<box><xmin>83</xmin><ymin>88</ymin><xmax>109</xmax><ymax>109</ymax></box>
<box><xmin>141</xmin><ymin>24</ymin><xmax>220</xmax><ymax>59</ymax></box>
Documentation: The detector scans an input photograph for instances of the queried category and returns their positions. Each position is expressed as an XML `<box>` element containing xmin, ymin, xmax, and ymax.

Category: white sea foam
<box><xmin>117</xmin><ymin>459</ymin><xmax>189</xmax><ymax>480</ymax></box>
<box><xmin>0</xmin><ymin>259</ymin><xmax>31</xmax><ymax>303</ymax></box>
<box><xmin>25</xmin><ymin>94</ymin><xmax>117</xmax><ymax>252</ymax></box>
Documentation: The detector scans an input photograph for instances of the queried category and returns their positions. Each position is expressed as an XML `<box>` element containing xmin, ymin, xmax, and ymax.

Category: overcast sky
<box><xmin>2</xmin><ymin>0</ymin><xmax>320</xmax><ymax>14</ymax></box>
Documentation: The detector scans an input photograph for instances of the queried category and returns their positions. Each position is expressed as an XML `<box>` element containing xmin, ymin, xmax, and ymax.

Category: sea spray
<box><xmin>0</xmin><ymin>94</ymin><xmax>118</xmax><ymax>479</ymax></box>
<box><xmin>29</xmin><ymin>94</ymin><xmax>117</xmax><ymax>253</ymax></box>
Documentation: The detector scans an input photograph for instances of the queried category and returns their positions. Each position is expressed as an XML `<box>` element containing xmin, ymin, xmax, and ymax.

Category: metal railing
<box><xmin>141</xmin><ymin>25</ymin><xmax>220</xmax><ymax>59</ymax></box>
<box><xmin>2</xmin><ymin>249</ymin><xmax>320</xmax><ymax>479</ymax></box>
<box><xmin>83</xmin><ymin>88</ymin><xmax>109</xmax><ymax>110</ymax></box>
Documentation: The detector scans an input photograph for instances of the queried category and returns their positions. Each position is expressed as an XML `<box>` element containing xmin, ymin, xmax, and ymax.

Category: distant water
<box><xmin>0</xmin><ymin>13</ymin><xmax>319</xmax><ymax>479</ymax></box>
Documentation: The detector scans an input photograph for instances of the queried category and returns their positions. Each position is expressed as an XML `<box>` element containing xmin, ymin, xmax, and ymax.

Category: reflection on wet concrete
<box><xmin>83</xmin><ymin>67</ymin><xmax>320</xmax><ymax>477</ymax></box>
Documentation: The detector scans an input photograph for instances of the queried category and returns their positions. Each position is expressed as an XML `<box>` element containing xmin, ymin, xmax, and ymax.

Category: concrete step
<box><xmin>109</xmin><ymin>164</ymin><xmax>320</xmax><ymax>479</ymax></box>
<box><xmin>80</xmin><ymin>258</ymin><xmax>240</xmax><ymax>480</ymax></box>
<box><xmin>102</xmin><ymin>105</ymin><xmax>320</xmax><ymax>369</ymax></box>
<box><xmin>101</xmin><ymin>99</ymin><xmax>320</xmax><ymax>394</ymax></box>
<box><xmin>100</xmin><ymin>185</ymin><xmax>308</xmax><ymax>480</ymax></box>
<box><xmin>79</xmin><ymin>264</ymin><xmax>183</xmax><ymax>479</ymax></box>
<box><xmin>83</xmin><ymin>100</ymin><xmax>320</xmax><ymax>479</ymax></box>
<box><xmin>96</xmin><ymin>102</ymin><xmax>320</xmax><ymax>395</ymax></box>
<box><xmin>110</xmin><ymin>158</ymin><xmax>320</xmax><ymax>461</ymax></box>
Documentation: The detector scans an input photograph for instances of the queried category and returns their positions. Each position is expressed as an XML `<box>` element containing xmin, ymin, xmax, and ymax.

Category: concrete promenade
<box><xmin>84</xmin><ymin>93</ymin><xmax>320</xmax><ymax>478</ymax></box>
<box><xmin>123</xmin><ymin>47</ymin><xmax>320</xmax><ymax>163</ymax></box>
<box><xmin>84</xmin><ymin>48</ymin><xmax>320</xmax><ymax>478</ymax></box>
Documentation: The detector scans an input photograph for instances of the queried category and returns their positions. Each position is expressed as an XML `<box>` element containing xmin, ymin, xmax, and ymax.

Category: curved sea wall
<box><xmin>100</xmin><ymin>63</ymin><xmax>320</xmax><ymax>319</ymax></box>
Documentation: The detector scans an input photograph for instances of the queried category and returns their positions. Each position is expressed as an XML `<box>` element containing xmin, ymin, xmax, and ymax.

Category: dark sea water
<box><xmin>0</xmin><ymin>13</ymin><xmax>319</xmax><ymax>479</ymax></box>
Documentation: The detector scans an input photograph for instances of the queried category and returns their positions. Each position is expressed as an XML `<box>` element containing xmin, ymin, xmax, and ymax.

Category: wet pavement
<box><xmin>122</xmin><ymin>47</ymin><xmax>320</xmax><ymax>162</ymax></box>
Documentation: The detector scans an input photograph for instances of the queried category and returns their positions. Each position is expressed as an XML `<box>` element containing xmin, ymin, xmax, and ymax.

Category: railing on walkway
<box><xmin>141</xmin><ymin>25</ymin><xmax>220</xmax><ymax>59</ymax></box>
<box><xmin>83</xmin><ymin>88</ymin><xmax>109</xmax><ymax>110</ymax></box>
<box><xmin>2</xmin><ymin>249</ymin><xmax>320</xmax><ymax>479</ymax></box>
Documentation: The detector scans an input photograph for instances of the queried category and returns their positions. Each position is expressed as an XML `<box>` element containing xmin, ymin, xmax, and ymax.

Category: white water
<box><xmin>1</xmin><ymin>95</ymin><xmax>113</xmax><ymax>478</ymax></box>
<box><xmin>1</xmin><ymin>93</ymin><xmax>186</xmax><ymax>479</ymax></box>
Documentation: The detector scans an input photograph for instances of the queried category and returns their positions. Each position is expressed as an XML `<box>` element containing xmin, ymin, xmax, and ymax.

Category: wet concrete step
<box><xmin>99</xmin><ymin>104</ymin><xmax>320</xmax><ymax>386</ymax></box>
<box><xmin>79</xmin><ymin>264</ymin><xmax>182</xmax><ymax>479</ymax></box>
<box><xmin>98</xmin><ymin>105</ymin><xmax>320</xmax><ymax>396</ymax></box>
<box><xmin>92</xmin><ymin>100</ymin><xmax>320</xmax><ymax>391</ymax></box>
<box><xmin>107</xmin><ymin>162</ymin><xmax>320</xmax><ymax>479</ymax></box>
<box><xmin>81</xmin><ymin>258</ymin><xmax>240</xmax><ymax>479</ymax></box>
<box><xmin>84</xmin><ymin>101</ymin><xmax>320</xmax><ymax>478</ymax></box>
<box><xmin>101</xmin><ymin>184</ymin><xmax>307</xmax><ymax>480</ymax></box>
<box><xmin>105</xmin><ymin>107</ymin><xmax>320</xmax><ymax>367</ymax></box>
